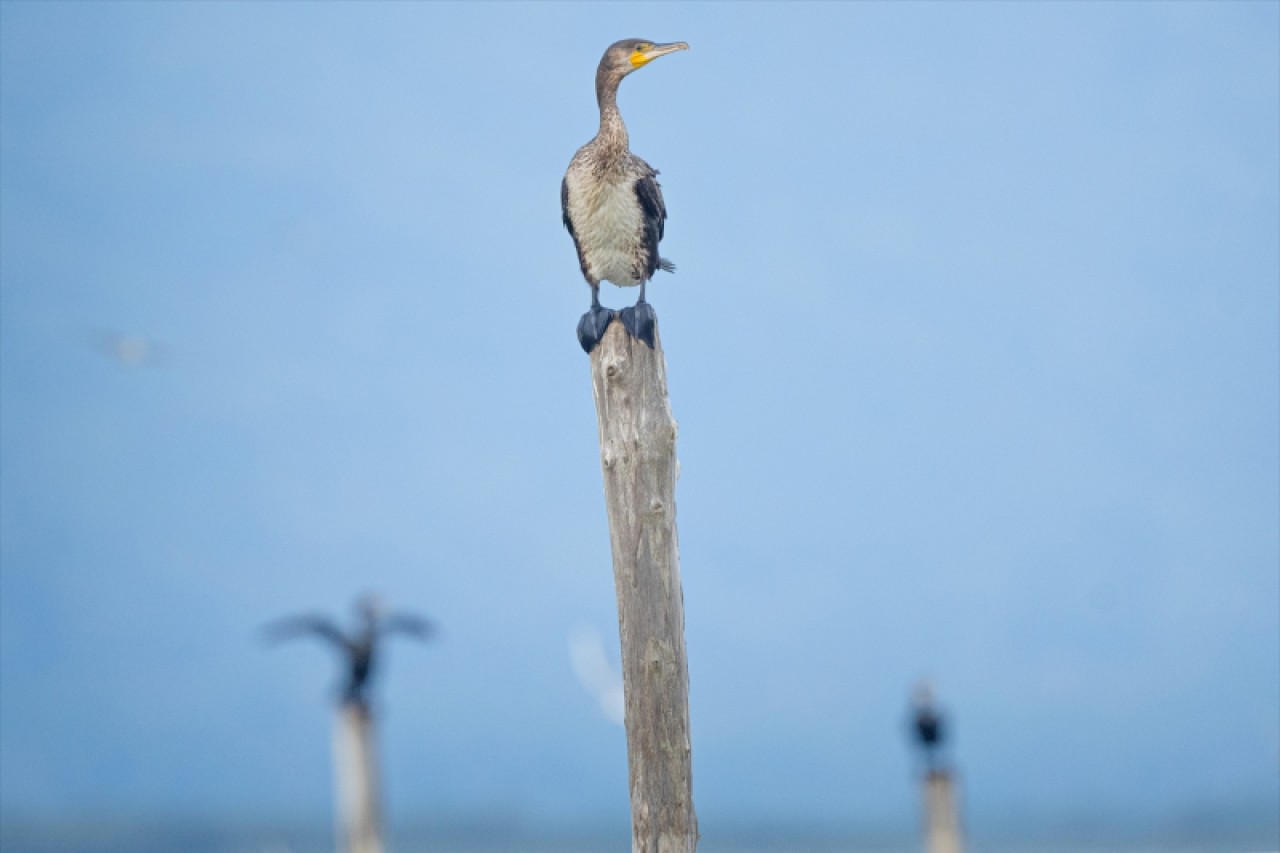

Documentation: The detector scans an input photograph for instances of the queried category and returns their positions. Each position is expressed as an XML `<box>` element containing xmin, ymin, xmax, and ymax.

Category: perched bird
<box><xmin>910</xmin><ymin>680</ymin><xmax>947</xmax><ymax>771</ymax></box>
<box><xmin>562</xmin><ymin>38</ymin><xmax>688</xmax><ymax>353</ymax></box>
<box><xmin>263</xmin><ymin>594</ymin><xmax>433</xmax><ymax>707</ymax></box>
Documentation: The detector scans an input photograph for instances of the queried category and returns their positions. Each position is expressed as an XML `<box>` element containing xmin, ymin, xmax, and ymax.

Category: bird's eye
<box><xmin>634</xmin><ymin>43</ymin><xmax>650</xmax><ymax>53</ymax></box>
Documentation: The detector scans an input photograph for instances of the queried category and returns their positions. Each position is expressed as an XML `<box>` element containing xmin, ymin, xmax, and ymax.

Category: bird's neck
<box><xmin>595</xmin><ymin>83</ymin><xmax>630</xmax><ymax>160</ymax></box>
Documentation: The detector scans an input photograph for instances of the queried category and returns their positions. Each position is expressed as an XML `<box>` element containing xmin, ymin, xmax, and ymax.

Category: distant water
<box><xmin>2</xmin><ymin>819</ymin><xmax>1277</xmax><ymax>853</ymax></box>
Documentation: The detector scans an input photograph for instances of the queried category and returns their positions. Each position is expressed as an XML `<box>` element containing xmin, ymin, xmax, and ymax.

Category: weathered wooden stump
<box><xmin>589</xmin><ymin>319</ymin><xmax>698</xmax><ymax>852</ymax></box>
<box><xmin>333</xmin><ymin>701</ymin><xmax>383</xmax><ymax>853</ymax></box>
<box><xmin>922</xmin><ymin>768</ymin><xmax>964</xmax><ymax>853</ymax></box>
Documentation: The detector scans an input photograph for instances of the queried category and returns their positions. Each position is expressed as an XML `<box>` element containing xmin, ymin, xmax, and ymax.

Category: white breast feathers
<box><xmin>564</xmin><ymin>170</ymin><xmax>646</xmax><ymax>288</ymax></box>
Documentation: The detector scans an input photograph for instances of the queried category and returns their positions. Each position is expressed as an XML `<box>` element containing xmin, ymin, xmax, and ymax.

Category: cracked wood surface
<box><xmin>589</xmin><ymin>320</ymin><xmax>698</xmax><ymax>853</ymax></box>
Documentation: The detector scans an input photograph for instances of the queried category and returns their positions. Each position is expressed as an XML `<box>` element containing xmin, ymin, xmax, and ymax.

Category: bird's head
<box><xmin>596</xmin><ymin>38</ymin><xmax>688</xmax><ymax>94</ymax></box>
<box><xmin>356</xmin><ymin>593</ymin><xmax>386</xmax><ymax>624</ymax></box>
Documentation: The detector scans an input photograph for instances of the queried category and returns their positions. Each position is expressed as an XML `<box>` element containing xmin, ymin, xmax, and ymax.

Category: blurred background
<box><xmin>1</xmin><ymin>2</ymin><xmax>1276</xmax><ymax>851</ymax></box>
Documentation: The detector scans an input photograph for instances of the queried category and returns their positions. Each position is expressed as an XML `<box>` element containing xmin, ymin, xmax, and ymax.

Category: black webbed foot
<box><xmin>620</xmin><ymin>301</ymin><xmax>656</xmax><ymax>349</ymax></box>
<box><xmin>577</xmin><ymin>305</ymin><xmax>617</xmax><ymax>353</ymax></box>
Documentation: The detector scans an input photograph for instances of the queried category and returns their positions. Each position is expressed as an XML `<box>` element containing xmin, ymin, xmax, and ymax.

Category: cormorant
<box><xmin>562</xmin><ymin>38</ymin><xmax>688</xmax><ymax>353</ymax></box>
<box><xmin>263</xmin><ymin>595</ymin><xmax>433</xmax><ymax>707</ymax></box>
<box><xmin>910</xmin><ymin>681</ymin><xmax>947</xmax><ymax>772</ymax></box>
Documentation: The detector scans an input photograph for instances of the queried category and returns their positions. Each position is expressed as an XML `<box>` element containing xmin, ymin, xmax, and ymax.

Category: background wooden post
<box><xmin>922</xmin><ymin>769</ymin><xmax>964</xmax><ymax>853</ymax></box>
<box><xmin>333</xmin><ymin>701</ymin><xmax>383</xmax><ymax>853</ymax></box>
<box><xmin>589</xmin><ymin>320</ymin><xmax>699</xmax><ymax>852</ymax></box>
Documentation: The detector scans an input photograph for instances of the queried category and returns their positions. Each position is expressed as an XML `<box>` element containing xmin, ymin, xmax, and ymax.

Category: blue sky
<box><xmin>1</xmin><ymin>0</ymin><xmax>1277</xmax><ymax>837</ymax></box>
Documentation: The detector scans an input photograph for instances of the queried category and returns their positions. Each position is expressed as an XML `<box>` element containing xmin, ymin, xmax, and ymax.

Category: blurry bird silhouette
<box><xmin>263</xmin><ymin>594</ymin><xmax>433</xmax><ymax>707</ymax></box>
<box><xmin>911</xmin><ymin>680</ymin><xmax>947</xmax><ymax>772</ymax></box>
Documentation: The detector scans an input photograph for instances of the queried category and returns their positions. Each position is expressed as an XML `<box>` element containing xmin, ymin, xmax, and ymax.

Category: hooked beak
<box><xmin>647</xmin><ymin>41</ymin><xmax>690</xmax><ymax>59</ymax></box>
<box><xmin>632</xmin><ymin>41</ymin><xmax>690</xmax><ymax>68</ymax></box>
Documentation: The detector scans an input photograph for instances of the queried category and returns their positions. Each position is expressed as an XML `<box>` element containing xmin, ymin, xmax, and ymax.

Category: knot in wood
<box><xmin>645</xmin><ymin>636</ymin><xmax>672</xmax><ymax>670</ymax></box>
<box><xmin>649</xmin><ymin>499</ymin><xmax>665</xmax><ymax>515</ymax></box>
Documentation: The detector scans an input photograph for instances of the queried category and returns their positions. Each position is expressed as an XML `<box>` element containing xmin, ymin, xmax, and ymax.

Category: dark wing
<box><xmin>562</xmin><ymin>175</ymin><xmax>592</xmax><ymax>283</ymax></box>
<box><xmin>634</xmin><ymin>166</ymin><xmax>668</xmax><ymax>279</ymax></box>
<box><xmin>914</xmin><ymin>709</ymin><xmax>943</xmax><ymax>746</ymax></box>
<box><xmin>634</xmin><ymin>168</ymin><xmax>667</xmax><ymax>241</ymax></box>
<box><xmin>379</xmin><ymin>613</ymin><xmax>434</xmax><ymax>641</ymax></box>
<box><xmin>561</xmin><ymin>176</ymin><xmax>576</xmax><ymax>236</ymax></box>
<box><xmin>261</xmin><ymin>614</ymin><xmax>349</xmax><ymax>650</ymax></box>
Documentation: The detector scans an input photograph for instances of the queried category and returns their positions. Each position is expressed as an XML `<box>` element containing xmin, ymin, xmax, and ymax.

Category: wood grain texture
<box><xmin>589</xmin><ymin>320</ymin><xmax>698</xmax><ymax>852</ymax></box>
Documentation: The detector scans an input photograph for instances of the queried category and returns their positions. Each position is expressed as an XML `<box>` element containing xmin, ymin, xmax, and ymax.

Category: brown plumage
<box><xmin>562</xmin><ymin>38</ymin><xmax>688</xmax><ymax>352</ymax></box>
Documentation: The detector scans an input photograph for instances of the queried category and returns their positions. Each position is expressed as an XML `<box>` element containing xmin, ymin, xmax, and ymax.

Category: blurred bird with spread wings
<box><xmin>263</xmin><ymin>594</ymin><xmax>433</xmax><ymax>707</ymax></box>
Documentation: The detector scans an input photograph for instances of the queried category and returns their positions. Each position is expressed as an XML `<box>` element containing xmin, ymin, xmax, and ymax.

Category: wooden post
<box><xmin>921</xmin><ymin>769</ymin><xmax>963</xmax><ymax>853</ymax></box>
<box><xmin>589</xmin><ymin>320</ymin><xmax>698</xmax><ymax>852</ymax></box>
<box><xmin>333</xmin><ymin>701</ymin><xmax>383</xmax><ymax>853</ymax></box>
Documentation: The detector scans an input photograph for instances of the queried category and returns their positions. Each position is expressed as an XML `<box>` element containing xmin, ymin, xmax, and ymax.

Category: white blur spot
<box><xmin>569</xmin><ymin>625</ymin><xmax>624</xmax><ymax>726</ymax></box>
<box><xmin>88</xmin><ymin>329</ymin><xmax>168</xmax><ymax>367</ymax></box>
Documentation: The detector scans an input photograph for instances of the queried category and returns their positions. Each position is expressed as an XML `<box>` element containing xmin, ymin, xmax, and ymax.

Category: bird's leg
<box><xmin>577</xmin><ymin>284</ymin><xmax>615</xmax><ymax>354</ymax></box>
<box><xmin>620</xmin><ymin>280</ymin><xmax>656</xmax><ymax>348</ymax></box>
